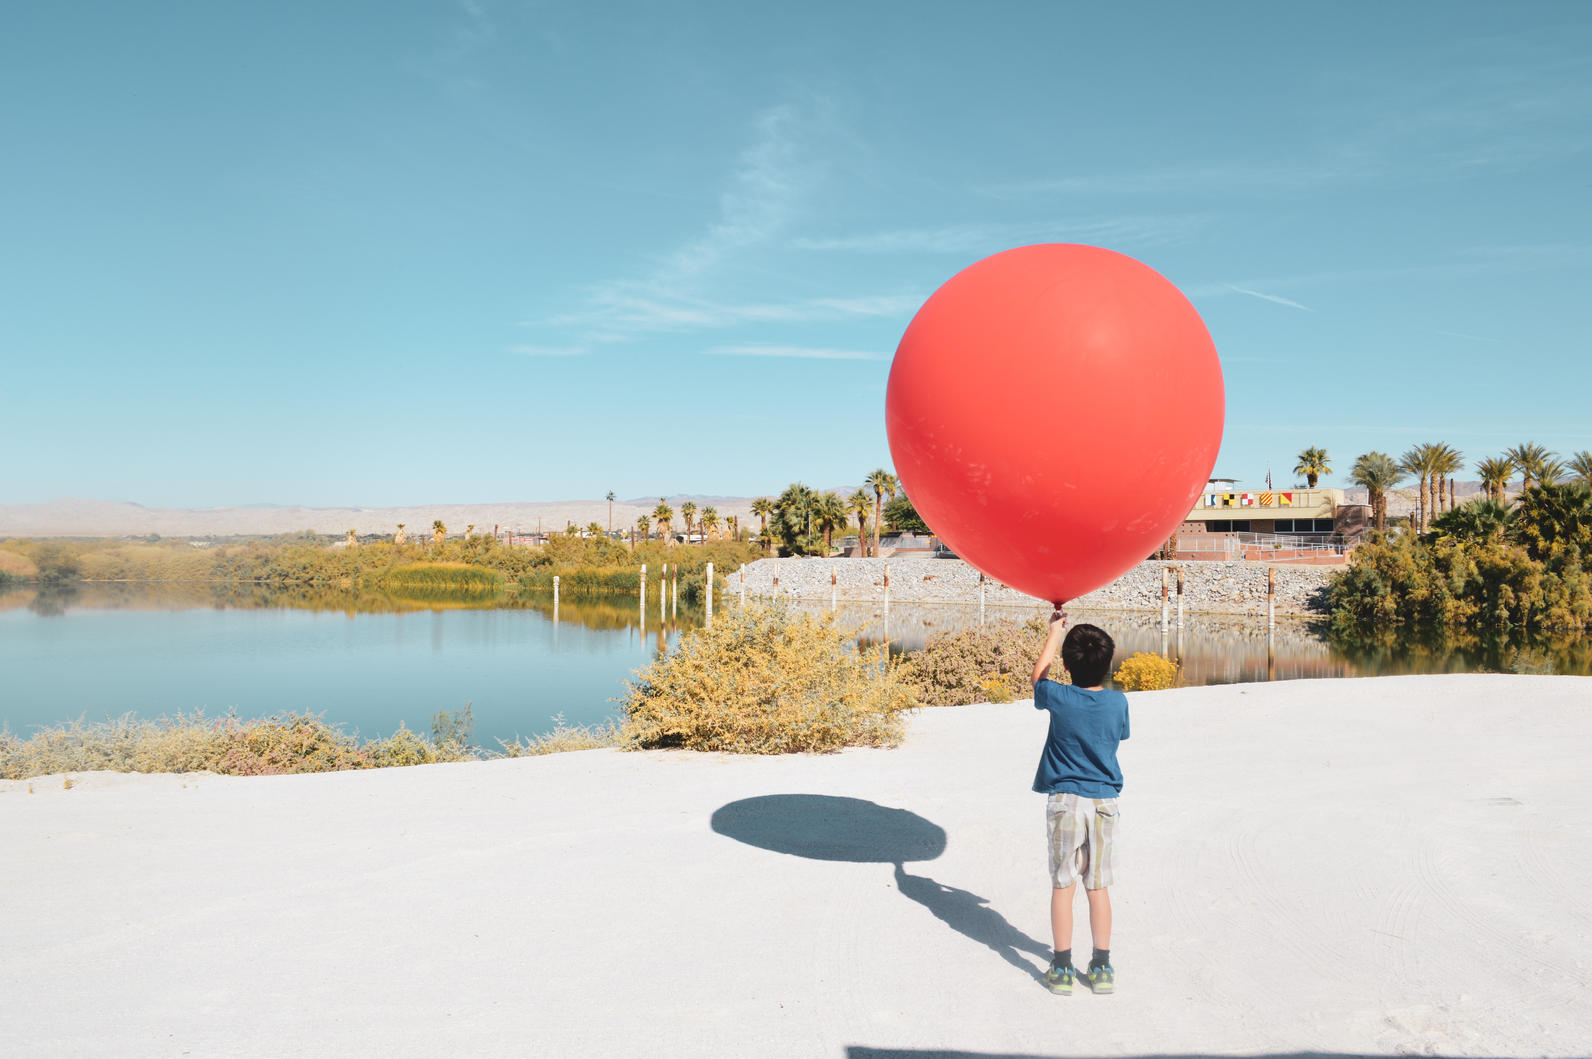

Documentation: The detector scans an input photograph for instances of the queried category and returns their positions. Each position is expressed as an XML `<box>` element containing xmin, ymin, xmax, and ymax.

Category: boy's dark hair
<box><xmin>1061</xmin><ymin>624</ymin><xmax>1115</xmax><ymax>688</ymax></box>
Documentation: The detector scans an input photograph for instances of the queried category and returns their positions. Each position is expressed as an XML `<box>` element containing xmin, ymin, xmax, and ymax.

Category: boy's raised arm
<box><xmin>1032</xmin><ymin>609</ymin><xmax>1068</xmax><ymax>687</ymax></box>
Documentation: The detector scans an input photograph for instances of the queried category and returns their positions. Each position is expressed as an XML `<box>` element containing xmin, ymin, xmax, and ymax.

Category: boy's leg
<box><xmin>1085</xmin><ymin>885</ymin><xmax>1111</xmax><ymax>951</ymax></box>
<box><xmin>1050</xmin><ymin>882</ymin><xmax>1077</xmax><ymax>953</ymax></box>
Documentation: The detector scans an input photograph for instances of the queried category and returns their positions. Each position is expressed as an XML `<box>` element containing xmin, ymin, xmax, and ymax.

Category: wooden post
<box><xmin>704</xmin><ymin>562</ymin><xmax>714</xmax><ymax>625</ymax></box>
<box><xmin>883</xmin><ymin>562</ymin><xmax>890</xmax><ymax>616</ymax></box>
<box><xmin>1176</xmin><ymin>566</ymin><xmax>1185</xmax><ymax>629</ymax></box>
<box><xmin>1161</xmin><ymin>566</ymin><xmax>1170</xmax><ymax>628</ymax></box>
<box><xmin>1268</xmin><ymin>566</ymin><xmax>1276</xmax><ymax>629</ymax></box>
<box><xmin>831</xmin><ymin>564</ymin><xmax>837</xmax><ymax>611</ymax></box>
<box><xmin>773</xmin><ymin>560</ymin><xmax>780</xmax><ymax>593</ymax></box>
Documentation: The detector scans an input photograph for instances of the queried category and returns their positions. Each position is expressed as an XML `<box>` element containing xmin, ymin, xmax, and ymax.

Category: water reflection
<box><xmin>819</xmin><ymin>601</ymin><xmax>1590</xmax><ymax>682</ymax></box>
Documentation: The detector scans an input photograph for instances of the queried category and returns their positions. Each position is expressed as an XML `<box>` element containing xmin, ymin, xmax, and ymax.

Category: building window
<box><xmin>1230</xmin><ymin>520</ymin><xmax>1251</xmax><ymax>532</ymax></box>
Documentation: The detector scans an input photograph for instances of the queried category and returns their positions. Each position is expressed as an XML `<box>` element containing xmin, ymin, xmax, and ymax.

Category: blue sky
<box><xmin>3</xmin><ymin>2</ymin><xmax>1589</xmax><ymax>508</ymax></box>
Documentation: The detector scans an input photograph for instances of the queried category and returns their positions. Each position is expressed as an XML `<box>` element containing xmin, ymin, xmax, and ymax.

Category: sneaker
<box><xmin>1044</xmin><ymin>961</ymin><xmax>1074</xmax><ymax>996</ymax></box>
<box><xmin>1084</xmin><ymin>962</ymin><xmax>1115</xmax><ymax>994</ymax></box>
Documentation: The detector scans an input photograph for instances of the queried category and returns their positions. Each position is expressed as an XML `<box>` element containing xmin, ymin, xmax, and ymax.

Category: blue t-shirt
<box><xmin>1031</xmin><ymin>681</ymin><xmax>1130</xmax><ymax>797</ymax></box>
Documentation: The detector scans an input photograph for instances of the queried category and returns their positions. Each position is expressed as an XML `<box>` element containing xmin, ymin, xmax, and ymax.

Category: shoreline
<box><xmin>726</xmin><ymin>556</ymin><xmax>1335</xmax><ymax>616</ymax></box>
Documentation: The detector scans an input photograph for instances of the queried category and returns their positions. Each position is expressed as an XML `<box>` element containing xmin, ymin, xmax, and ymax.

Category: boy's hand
<box><xmin>1050</xmin><ymin>608</ymin><xmax>1068</xmax><ymax>630</ymax></box>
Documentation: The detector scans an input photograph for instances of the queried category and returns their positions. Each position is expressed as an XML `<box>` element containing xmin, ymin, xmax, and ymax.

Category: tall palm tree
<box><xmin>395</xmin><ymin>523</ymin><xmax>407</xmax><ymax>545</ymax></box>
<box><xmin>865</xmin><ymin>468</ymin><xmax>899</xmax><ymax>558</ymax></box>
<box><xmin>700</xmin><ymin>507</ymin><xmax>720</xmax><ymax>542</ymax></box>
<box><xmin>652</xmin><ymin>500</ymin><xmax>674</xmax><ymax>546</ymax></box>
<box><xmin>1400</xmin><ymin>444</ymin><xmax>1438</xmax><ymax>533</ymax></box>
<box><xmin>726</xmin><ymin>514</ymin><xmax>738</xmax><ymax>540</ymax></box>
<box><xmin>848</xmin><ymin>489</ymin><xmax>873</xmax><ymax>549</ymax></box>
<box><xmin>814</xmin><ymin>491</ymin><xmax>847</xmax><ymax>552</ymax></box>
<box><xmin>1538</xmin><ymin>458</ymin><xmax>1568</xmax><ymax>485</ymax></box>
<box><xmin>606</xmin><ymin>491</ymin><xmax>615</xmax><ymax>533</ymax></box>
<box><xmin>1294</xmin><ymin>446</ymin><xmax>1331</xmax><ymax>489</ymax></box>
<box><xmin>1569</xmin><ymin>451</ymin><xmax>1592</xmax><ymax>487</ymax></box>
<box><xmin>1349</xmin><ymin>451</ymin><xmax>1405</xmax><ymax>531</ymax></box>
<box><xmin>432</xmin><ymin>519</ymin><xmax>447</xmax><ymax>543</ymax></box>
<box><xmin>679</xmin><ymin>501</ymin><xmax>697</xmax><ymax>545</ymax></box>
<box><xmin>1504</xmin><ymin>442</ymin><xmax>1553</xmax><ymax>492</ymax></box>
<box><xmin>1431</xmin><ymin>443</ymin><xmax>1464</xmax><ymax>514</ymax></box>
<box><xmin>634</xmin><ymin>515</ymin><xmax>650</xmax><ymax>543</ymax></box>
<box><xmin>751</xmin><ymin>498</ymin><xmax>774</xmax><ymax>555</ymax></box>
<box><xmin>1476</xmin><ymin>457</ymin><xmax>1514</xmax><ymax>503</ymax></box>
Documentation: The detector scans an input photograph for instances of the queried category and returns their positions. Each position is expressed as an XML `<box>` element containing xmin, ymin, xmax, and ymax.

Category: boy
<box><xmin>1031</xmin><ymin>610</ymin><xmax>1129</xmax><ymax>996</ymax></box>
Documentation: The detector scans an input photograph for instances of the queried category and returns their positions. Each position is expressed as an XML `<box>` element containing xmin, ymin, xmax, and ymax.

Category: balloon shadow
<box><xmin>711</xmin><ymin>795</ymin><xmax>1049</xmax><ymax>983</ymax></box>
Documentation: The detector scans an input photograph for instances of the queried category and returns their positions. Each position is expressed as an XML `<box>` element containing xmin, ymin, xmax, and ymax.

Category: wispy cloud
<box><xmin>705</xmin><ymin>345</ymin><xmax>889</xmax><ymax>361</ymax></box>
<box><xmin>793</xmin><ymin>216</ymin><xmax>1205</xmax><ymax>255</ymax></box>
<box><xmin>1221</xmin><ymin>284</ymin><xmax>1314</xmax><ymax>312</ymax></box>
<box><xmin>507</xmin><ymin>345</ymin><xmax>585</xmax><ymax>357</ymax></box>
<box><xmin>544</xmin><ymin>291</ymin><xmax>922</xmax><ymax>333</ymax></box>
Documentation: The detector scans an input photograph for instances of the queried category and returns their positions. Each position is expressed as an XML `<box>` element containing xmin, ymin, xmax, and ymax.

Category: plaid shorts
<box><xmin>1045</xmin><ymin>792</ymin><xmax>1119</xmax><ymax>890</ymax></box>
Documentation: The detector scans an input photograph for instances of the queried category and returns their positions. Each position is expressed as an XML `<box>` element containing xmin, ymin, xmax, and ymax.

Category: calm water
<box><xmin>3</xmin><ymin>584</ymin><xmax>1586</xmax><ymax>748</ymax></box>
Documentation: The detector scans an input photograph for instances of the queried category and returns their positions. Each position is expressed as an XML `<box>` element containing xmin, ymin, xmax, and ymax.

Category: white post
<box><xmin>1176</xmin><ymin>566</ymin><xmax>1185</xmax><ymax>629</ymax></box>
<box><xmin>640</xmin><ymin>564</ymin><xmax>647</xmax><ymax>612</ymax></box>
<box><xmin>704</xmin><ymin>562</ymin><xmax>714</xmax><ymax>625</ymax></box>
<box><xmin>1268</xmin><ymin>566</ymin><xmax>1276</xmax><ymax>630</ymax></box>
<box><xmin>553</xmin><ymin>575</ymin><xmax>560</xmax><ymax>624</ymax></box>
<box><xmin>1161</xmin><ymin>566</ymin><xmax>1170</xmax><ymax>628</ymax></box>
<box><xmin>671</xmin><ymin>566</ymin><xmax>678</xmax><ymax>618</ymax></box>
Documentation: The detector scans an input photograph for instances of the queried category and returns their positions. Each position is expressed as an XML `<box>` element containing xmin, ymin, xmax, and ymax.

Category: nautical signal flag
<box><xmin>1259</xmin><ymin>492</ymin><xmax>1275</xmax><ymax>506</ymax></box>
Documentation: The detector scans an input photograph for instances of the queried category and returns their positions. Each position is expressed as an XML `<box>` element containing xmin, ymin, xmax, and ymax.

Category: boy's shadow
<box><xmin>710</xmin><ymin>795</ymin><xmax>1049</xmax><ymax>983</ymax></box>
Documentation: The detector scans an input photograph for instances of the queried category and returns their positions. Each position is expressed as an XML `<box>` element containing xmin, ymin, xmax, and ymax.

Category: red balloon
<box><xmin>886</xmin><ymin>244</ymin><xmax>1224</xmax><ymax>605</ymax></box>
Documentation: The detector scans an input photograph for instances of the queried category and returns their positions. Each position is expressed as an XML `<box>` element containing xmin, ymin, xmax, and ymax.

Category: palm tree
<box><xmin>1400</xmin><ymin>444</ymin><xmax>1438</xmax><ymax>533</ymax></box>
<box><xmin>700</xmin><ymin>506</ymin><xmax>720</xmax><ymax>542</ymax></box>
<box><xmin>1294</xmin><ymin>446</ymin><xmax>1331</xmax><ymax>489</ymax></box>
<box><xmin>1513</xmin><ymin>481</ymin><xmax>1592</xmax><ymax>564</ymax></box>
<box><xmin>847</xmin><ymin>489</ymin><xmax>873</xmax><ymax>550</ymax></box>
<box><xmin>1504</xmin><ymin>442</ymin><xmax>1553</xmax><ymax>492</ymax></box>
<box><xmin>814</xmin><ymin>491</ymin><xmax>847</xmax><ymax>552</ymax></box>
<box><xmin>1569</xmin><ymin>451</ymin><xmax>1592</xmax><ymax>487</ymax></box>
<box><xmin>634</xmin><ymin>515</ymin><xmax>651</xmax><ymax>543</ymax></box>
<box><xmin>1538</xmin><ymin>457</ymin><xmax>1568</xmax><ymax>485</ymax></box>
<box><xmin>586</xmin><ymin>521</ymin><xmax>602</xmax><ymax>538</ymax></box>
<box><xmin>1431</xmin><ymin>443</ymin><xmax>1463</xmax><ymax>514</ymax></box>
<box><xmin>865</xmin><ymin>469</ymin><xmax>900</xmax><ymax>559</ymax></box>
<box><xmin>1349</xmin><ymin>451</ymin><xmax>1405</xmax><ymax>531</ymax></box>
<box><xmin>652</xmin><ymin>500</ymin><xmax>674</xmax><ymax>546</ymax></box>
<box><xmin>432</xmin><ymin>519</ymin><xmax>447</xmax><ymax>543</ymax></box>
<box><xmin>606</xmin><ymin>491</ymin><xmax>615</xmax><ymax>533</ymax></box>
<box><xmin>680</xmin><ymin>501</ymin><xmax>697</xmax><ymax>545</ymax></box>
<box><xmin>395</xmin><ymin>523</ymin><xmax>407</xmax><ymax>545</ymax></box>
<box><xmin>1476</xmin><ymin>457</ymin><xmax>1514</xmax><ymax>503</ymax></box>
<box><xmin>751</xmin><ymin>498</ymin><xmax>774</xmax><ymax>555</ymax></box>
<box><xmin>1429</xmin><ymin>498</ymin><xmax>1515</xmax><ymax>544</ymax></box>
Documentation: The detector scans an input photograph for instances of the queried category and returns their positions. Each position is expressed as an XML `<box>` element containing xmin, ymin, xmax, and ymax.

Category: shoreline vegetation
<box><xmin>4</xmin><ymin>462</ymin><xmax>1588</xmax><ymax>780</ymax></box>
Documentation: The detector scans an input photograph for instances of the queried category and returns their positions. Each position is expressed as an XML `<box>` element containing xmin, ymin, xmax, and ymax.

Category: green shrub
<box><xmin>1113</xmin><ymin>652</ymin><xmax>1179</xmax><ymax>691</ymax></box>
<box><xmin>620</xmin><ymin>603</ymin><xmax>915</xmax><ymax>753</ymax></box>
<box><xmin>898</xmin><ymin>617</ymin><xmax>1051</xmax><ymax>707</ymax></box>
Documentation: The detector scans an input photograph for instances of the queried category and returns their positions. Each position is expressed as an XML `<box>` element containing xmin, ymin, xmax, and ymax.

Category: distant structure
<box><xmin>345</xmin><ymin>529</ymin><xmax>357</xmax><ymax>548</ymax></box>
<box><xmin>395</xmin><ymin>523</ymin><xmax>408</xmax><ymax>545</ymax></box>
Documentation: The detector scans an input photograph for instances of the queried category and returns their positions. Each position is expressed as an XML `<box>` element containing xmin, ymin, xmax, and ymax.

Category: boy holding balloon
<box><xmin>1031</xmin><ymin>610</ymin><xmax>1129</xmax><ymax>996</ymax></box>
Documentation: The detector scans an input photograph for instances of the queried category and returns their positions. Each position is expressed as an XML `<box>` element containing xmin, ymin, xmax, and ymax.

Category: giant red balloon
<box><xmin>885</xmin><ymin>244</ymin><xmax>1224</xmax><ymax>605</ymax></box>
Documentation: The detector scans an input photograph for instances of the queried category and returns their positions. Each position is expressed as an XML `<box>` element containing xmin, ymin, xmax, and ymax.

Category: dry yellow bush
<box><xmin>1112</xmin><ymin>652</ymin><xmax>1180</xmax><ymax>691</ymax></box>
<box><xmin>621</xmin><ymin>603</ymin><xmax>915</xmax><ymax>753</ymax></box>
<box><xmin>499</xmin><ymin>716</ymin><xmax>619</xmax><ymax>756</ymax></box>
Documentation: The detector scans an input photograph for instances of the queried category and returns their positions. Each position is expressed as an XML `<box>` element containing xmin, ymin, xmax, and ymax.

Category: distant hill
<box><xmin>0</xmin><ymin>497</ymin><xmax>765</xmax><ymax>539</ymax></box>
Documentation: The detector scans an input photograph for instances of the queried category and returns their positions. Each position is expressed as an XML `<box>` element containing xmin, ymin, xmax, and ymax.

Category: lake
<box><xmin>3</xmin><ymin>583</ymin><xmax>1587</xmax><ymax>749</ymax></box>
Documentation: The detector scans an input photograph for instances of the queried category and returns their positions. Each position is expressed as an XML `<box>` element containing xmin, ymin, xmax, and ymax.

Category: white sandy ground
<box><xmin>3</xmin><ymin>674</ymin><xmax>1589</xmax><ymax>1059</ymax></box>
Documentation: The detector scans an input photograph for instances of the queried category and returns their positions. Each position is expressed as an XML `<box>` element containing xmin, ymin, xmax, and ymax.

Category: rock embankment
<box><xmin>722</xmin><ymin>556</ymin><xmax>1335</xmax><ymax>616</ymax></box>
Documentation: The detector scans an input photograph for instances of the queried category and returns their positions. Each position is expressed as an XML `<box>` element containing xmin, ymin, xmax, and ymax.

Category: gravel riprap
<box><xmin>721</xmin><ymin>556</ymin><xmax>1336</xmax><ymax>616</ymax></box>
